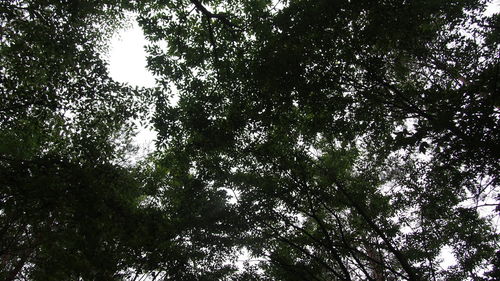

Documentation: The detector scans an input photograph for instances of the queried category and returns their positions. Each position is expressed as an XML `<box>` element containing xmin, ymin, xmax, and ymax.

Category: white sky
<box><xmin>486</xmin><ymin>0</ymin><xmax>500</xmax><ymax>15</ymax></box>
<box><xmin>108</xmin><ymin>20</ymin><xmax>157</xmax><ymax>160</ymax></box>
<box><xmin>108</xmin><ymin>20</ymin><xmax>155</xmax><ymax>88</ymax></box>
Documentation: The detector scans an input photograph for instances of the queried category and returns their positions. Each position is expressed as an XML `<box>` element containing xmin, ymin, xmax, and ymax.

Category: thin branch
<box><xmin>260</xmin><ymin>220</ymin><xmax>346</xmax><ymax>280</ymax></box>
<box><xmin>190</xmin><ymin>0</ymin><xmax>240</xmax><ymax>29</ymax></box>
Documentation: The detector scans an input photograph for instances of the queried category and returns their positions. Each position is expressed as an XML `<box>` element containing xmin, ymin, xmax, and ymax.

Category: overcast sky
<box><xmin>108</xmin><ymin>20</ymin><xmax>155</xmax><ymax>88</ymax></box>
<box><xmin>107</xmin><ymin>20</ymin><xmax>157</xmax><ymax>159</ymax></box>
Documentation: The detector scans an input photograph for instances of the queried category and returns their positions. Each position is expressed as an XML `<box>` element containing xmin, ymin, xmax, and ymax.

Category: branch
<box><xmin>268</xmin><ymin>255</ymin><xmax>327</xmax><ymax>281</ymax></box>
<box><xmin>332</xmin><ymin>178</ymin><xmax>421</xmax><ymax>281</ymax></box>
<box><xmin>260</xmin><ymin>220</ymin><xmax>345</xmax><ymax>280</ymax></box>
<box><xmin>279</xmin><ymin>170</ymin><xmax>353</xmax><ymax>280</ymax></box>
<box><xmin>190</xmin><ymin>0</ymin><xmax>240</xmax><ymax>29</ymax></box>
<box><xmin>323</xmin><ymin>202</ymin><xmax>408</xmax><ymax>280</ymax></box>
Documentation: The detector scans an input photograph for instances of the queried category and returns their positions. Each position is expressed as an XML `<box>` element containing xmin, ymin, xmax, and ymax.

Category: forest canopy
<box><xmin>1</xmin><ymin>0</ymin><xmax>499</xmax><ymax>280</ymax></box>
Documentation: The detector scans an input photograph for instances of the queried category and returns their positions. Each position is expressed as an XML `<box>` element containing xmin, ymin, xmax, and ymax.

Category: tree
<box><xmin>2</xmin><ymin>0</ymin><xmax>498</xmax><ymax>280</ymax></box>
<box><xmin>0</xmin><ymin>0</ymin><xmax>147</xmax><ymax>163</ymax></box>
<box><xmin>1</xmin><ymin>1</ymin><xmax>247</xmax><ymax>279</ymax></box>
<box><xmin>0</xmin><ymin>1</ymin><xmax>148</xmax><ymax>279</ymax></box>
<box><xmin>139</xmin><ymin>0</ymin><xmax>499</xmax><ymax>280</ymax></box>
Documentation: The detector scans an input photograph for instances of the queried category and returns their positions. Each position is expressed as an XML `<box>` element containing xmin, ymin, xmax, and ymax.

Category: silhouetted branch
<box><xmin>190</xmin><ymin>0</ymin><xmax>240</xmax><ymax>29</ymax></box>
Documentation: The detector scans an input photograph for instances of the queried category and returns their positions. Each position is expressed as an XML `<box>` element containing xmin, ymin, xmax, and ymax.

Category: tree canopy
<box><xmin>1</xmin><ymin>0</ymin><xmax>499</xmax><ymax>280</ymax></box>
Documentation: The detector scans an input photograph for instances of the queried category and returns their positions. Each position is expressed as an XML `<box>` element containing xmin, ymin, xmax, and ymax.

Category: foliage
<box><xmin>0</xmin><ymin>1</ymin><xmax>148</xmax><ymax>279</ymax></box>
<box><xmin>138</xmin><ymin>0</ymin><xmax>499</xmax><ymax>280</ymax></box>
<box><xmin>0</xmin><ymin>0</ymin><xmax>148</xmax><ymax>163</ymax></box>
<box><xmin>1</xmin><ymin>0</ymin><xmax>499</xmax><ymax>280</ymax></box>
